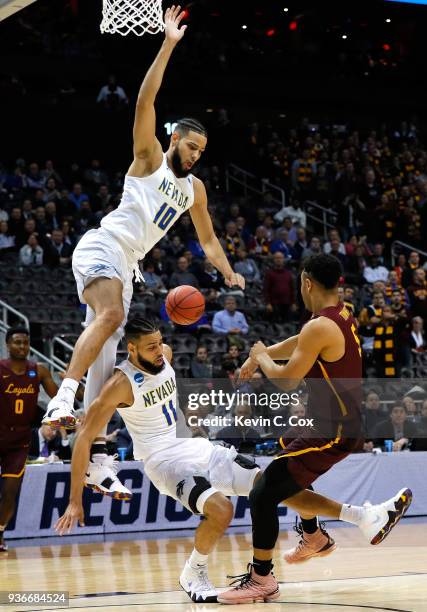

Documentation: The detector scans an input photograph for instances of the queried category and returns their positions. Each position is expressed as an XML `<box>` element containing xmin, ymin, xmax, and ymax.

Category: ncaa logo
<box><xmin>134</xmin><ymin>372</ymin><xmax>144</xmax><ymax>384</ymax></box>
<box><xmin>28</xmin><ymin>370</ymin><xmax>37</xmax><ymax>378</ymax></box>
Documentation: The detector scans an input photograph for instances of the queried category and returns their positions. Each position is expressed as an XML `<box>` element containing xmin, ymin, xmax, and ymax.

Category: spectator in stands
<box><xmin>291</xmin><ymin>227</ymin><xmax>308</xmax><ymax>261</ymax></box>
<box><xmin>97</xmin><ymin>75</ymin><xmax>129</xmax><ymax>110</ymax></box>
<box><xmin>364</xmin><ymin>390</ymin><xmax>387</xmax><ymax>438</ymax></box>
<box><xmin>402</xmin><ymin>251</ymin><xmax>421</xmax><ymax>288</ymax></box>
<box><xmin>233</xmin><ymin>247</ymin><xmax>261</xmax><ymax>284</ymax></box>
<box><xmin>44</xmin><ymin>178</ymin><xmax>61</xmax><ymax>203</ymax></box>
<box><xmin>329</xmin><ymin>237</ymin><xmax>347</xmax><ymax>268</ymax></box>
<box><xmin>371</xmin><ymin>304</ymin><xmax>404</xmax><ymax>377</ymax></box>
<box><xmin>373</xmin><ymin>404</ymin><xmax>417</xmax><ymax>451</ymax></box>
<box><xmin>278</xmin><ymin>198</ymin><xmax>306</xmax><ymax>228</ymax></box>
<box><xmin>363</xmin><ymin>256</ymin><xmax>390</xmax><ymax>284</ymax></box>
<box><xmin>44</xmin><ymin>228</ymin><xmax>73</xmax><ymax>267</ymax></box>
<box><xmin>84</xmin><ymin>159</ymin><xmax>109</xmax><ymax>192</ymax></box>
<box><xmin>323</xmin><ymin>229</ymin><xmax>346</xmax><ymax>256</ymax></box>
<box><xmin>68</xmin><ymin>182</ymin><xmax>89</xmax><ymax>210</ymax></box>
<box><xmin>34</xmin><ymin>206</ymin><xmax>47</xmax><ymax>235</ymax></box>
<box><xmin>0</xmin><ymin>221</ymin><xmax>15</xmax><ymax>252</ymax></box>
<box><xmin>28</xmin><ymin>424</ymin><xmax>71</xmax><ymax>460</ymax></box>
<box><xmin>45</xmin><ymin>201</ymin><xmax>60</xmax><ymax>232</ymax></box>
<box><xmin>402</xmin><ymin>395</ymin><xmax>420</xmax><ymax>424</ymax></box>
<box><xmin>301</xmin><ymin>235</ymin><xmax>322</xmax><ymax>260</ymax></box>
<box><xmin>93</xmin><ymin>184</ymin><xmax>113</xmax><ymax>215</ymax></box>
<box><xmin>191</xmin><ymin>345</ymin><xmax>213</xmax><ymax>378</ymax></box>
<box><xmin>224</xmin><ymin>343</ymin><xmax>243</xmax><ymax>369</ymax></box>
<box><xmin>264</xmin><ymin>251</ymin><xmax>295</xmax><ymax>322</ymax></box>
<box><xmin>336</xmin><ymin>194</ymin><xmax>365</xmax><ymax>241</ymax></box>
<box><xmin>247</xmin><ymin>225</ymin><xmax>271</xmax><ymax>260</ymax></box>
<box><xmin>22</xmin><ymin>199</ymin><xmax>33</xmax><ymax>221</ymax></box>
<box><xmin>216</xmin><ymin>402</ymin><xmax>261</xmax><ymax>452</ymax></box>
<box><xmin>19</xmin><ymin>233</ymin><xmax>43</xmax><ymax>266</ymax></box>
<box><xmin>25</xmin><ymin>162</ymin><xmax>44</xmax><ymax>191</ymax></box>
<box><xmin>0</xmin><ymin>204</ymin><xmax>8</xmax><ymax>223</ymax></box>
<box><xmin>149</xmin><ymin>246</ymin><xmax>172</xmax><ymax>280</ymax></box>
<box><xmin>74</xmin><ymin>200</ymin><xmax>98</xmax><ymax>236</ymax></box>
<box><xmin>198</xmin><ymin>258</ymin><xmax>224</xmax><ymax>290</ymax></box>
<box><xmin>407</xmin><ymin>268</ymin><xmax>427</xmax><ymax>321</ymax></box>
<box><xmin>270</xmin><ymin>228</ymin><xmax>292</xmax><ymax>260</ymax></box>
<box><xmin>60</xmin><ymin>220</ymin><xmax>77</xmax><ymax>249</ymax></box>
<box><xmin>166</xmin><ymin>234</ymin><xmax>185</xmax><ymax>258</ymax></box>
<box><xmin>212</xmin><ymin>295</ymin><xmax>249</xmax><ymax>336</ymax></box>
<box><xmin>221</xmin><ymin>220</ymin><xmax>243</xmax><ymax>262</ymax></box>
<box><xmin>291</xmin><ymin>149</ymin><xmax>316</xmax><ymax>195</ymax></box>
<box><xmin>141</xmin><ymin>260</ymin><xmax>166</xmax><ymax>295</ymax></box>
<box><xmin>7</xmin><ymin>206</ymin><xmax>23</xmax><ymax>238</ymax></box>
<box><xmin>409</xmin><ymin>316</ymin><xmax>427</xmax><ymax>358</ymax></box>
<box><xmin>169</xmin><ymin>256</ymin><xmax>200</xmax><ymax>289</ymax></box>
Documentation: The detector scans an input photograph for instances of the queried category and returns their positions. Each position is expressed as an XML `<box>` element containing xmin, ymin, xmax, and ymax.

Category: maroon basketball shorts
<box><xmin>0</xmin><ymin>425</ymin><xmax>31</xmax><ymax>478</ymax></box>
<box><xmin>277</xmin><ymin>425</ymin><xmax>363</xmax><ymax>489</ymax></box>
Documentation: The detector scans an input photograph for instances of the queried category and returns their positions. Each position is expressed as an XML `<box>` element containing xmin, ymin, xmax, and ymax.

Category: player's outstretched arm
<box><xmin>55</xmin><ymin>372</ymin><xmax>133</xmax><ymax>535</ymax></box>
<box><xmin>250</xmin><ymin>321</ymin><xmax>330</xmax><ymax>389</ymax></box>
<box><xmin>238</xmin><ymin>335</ymin><xmax>299</xmax><ymax>380</ymax></box>
<box><xmin>190</xmin><ymin>179</ymin><xmax>245</xmax><ymax>289</ymax></box>
<box><xmin>132</xmin><ymin>5</ymin><xmax>187</xmax><ymax>160</ymax></box>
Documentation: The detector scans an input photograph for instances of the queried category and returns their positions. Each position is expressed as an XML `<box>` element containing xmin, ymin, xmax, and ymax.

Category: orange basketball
<box><xmin>166</xmin><ymin>285</ymin><xmax>205</xmax><ymax>325</ymax></box>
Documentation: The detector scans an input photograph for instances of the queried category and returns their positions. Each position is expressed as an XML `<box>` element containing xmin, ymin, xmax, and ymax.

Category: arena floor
<box><xmin>3</xmin><ymin>518</ymin><xmax>427</xmax><ymax>612</ymax></box>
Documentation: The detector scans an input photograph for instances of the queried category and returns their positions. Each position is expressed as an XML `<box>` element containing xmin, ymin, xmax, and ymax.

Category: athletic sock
<box><xmin>339</xmin><ymin>504</ymin><xmax>365</xmax><ymax>526</ymax></box>
<box><xmin>91</xmin><ymin>441</ymin><xmax>108</xmax><ymax>460</ymax></box>
<box><xmin>301</xmin><ymin>516</ymin><xmax>318</xmax><ymax>534</ymax></box>
<box><xmin>59</xmin><ymin>378</ymin><xmax>79</xmax><ymax>398</ymax></box>
<box><xmin>252</xmin><ymin>557</ymin><xmax>272</xmax><ymax>577</ymax></box>
<box><xmin>188</xmin><ymin>548</ymin><xmax>209</xmax><ymax>569</ymax></box>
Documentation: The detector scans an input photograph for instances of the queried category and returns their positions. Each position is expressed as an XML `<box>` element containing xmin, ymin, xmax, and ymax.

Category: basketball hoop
<box><xmin>101</xmin><ymin>0</ymin><xmax>164</xmax><ymax>37</ymax></box>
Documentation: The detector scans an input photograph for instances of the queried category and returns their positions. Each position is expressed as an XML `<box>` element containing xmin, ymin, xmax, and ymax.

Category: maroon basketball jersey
<box><xmin>0</xmin><ymin>359</ymin><xmax>40</xmax><ymax>427</ymax></box>
<box><xmin>304</xmin><ymin>304</ymin><xmax>363</xmax><ymax>432</ymax></box>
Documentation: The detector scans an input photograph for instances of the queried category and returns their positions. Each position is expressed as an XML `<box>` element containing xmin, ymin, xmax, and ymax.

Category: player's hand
<box><xmin>224</xmin><ymin>272</ymin><xmax>245</xmax><ymax>290</ymax></box>
<box><xmin>250</xmin><ymin>341</ymin><xmax>267</xmax><ymax>361</ymax></box>
<box><xmin>239</xmin><ymin>357</ymin><xmax>258</xmax><ymax>380</ymax></box>
<box><xmin>164</xmin><ymin>5</ymin><xmax>187</xmax><ymax>43</ymax></box>
<box><xmin>55</xmin><ymin>501</ymin><xmax>85</xmax><ymax>535</ymax></box>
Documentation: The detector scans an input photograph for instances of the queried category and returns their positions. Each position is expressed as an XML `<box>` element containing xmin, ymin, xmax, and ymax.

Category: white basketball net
<box><xmin>101</xmin><ymin>0</ymin><xmax>164</xmax><ymax>37</ymax></box>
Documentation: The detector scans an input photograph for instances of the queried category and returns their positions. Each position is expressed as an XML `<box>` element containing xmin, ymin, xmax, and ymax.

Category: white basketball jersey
<box><xmin>101</xmin><ymin>153</ymin><xmax>195</xmax><ymax>260</ymax></box>
<box><xmin>115</xmin><ymin>357</ymin><xmax>185</xmax><ymax>462</ymax></box>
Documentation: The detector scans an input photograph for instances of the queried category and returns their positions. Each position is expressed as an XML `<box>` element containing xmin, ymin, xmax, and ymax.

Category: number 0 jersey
<box><xmin>101</xmin><ymin>153</ymin><xmax>195</xmax><ymax>260</ymax></box>
<box><xmin>116</xmin><ymin>358</ymin><xmax>185</xmax><ymax>462</ymax></box>
<box><xmin>0</xmin><ymin>359</ymin><xmax>40</xmax><ymax>428</ymax></box>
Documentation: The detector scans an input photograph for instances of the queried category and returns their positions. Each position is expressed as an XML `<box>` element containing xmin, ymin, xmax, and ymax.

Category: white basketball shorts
<box><xmin>144</xmin><ymin>437</ymin><xmax>260</xmax><ymax>514</ymax></box>
<box><xmin>72</xmin><ymin>228</ymin><xmax>135</xmax><ymax>316</ymax></box>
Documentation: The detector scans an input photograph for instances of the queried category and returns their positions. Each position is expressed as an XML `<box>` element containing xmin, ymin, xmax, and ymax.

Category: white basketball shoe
<box><xmin>85</xmin><ymin>454</ymin><xmax>132</xmax><ymax>501</ymax></box>
<box><xmin>179</xmin><ymin>560</ymin><xmax>218</xmax><ymax>603</ymax></box>
<box><xmin>359</xmin><ymin>487</ymin><xmax>413</xmax><ymax>545</ymax></box>
<box><xmin>42</xmin><ymin>394</ymin><xmax>77</xmax><ymax>429</ymax></box>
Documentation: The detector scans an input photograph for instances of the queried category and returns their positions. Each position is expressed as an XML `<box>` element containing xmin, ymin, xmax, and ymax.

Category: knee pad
<box><xmin>232</xmin><ymin>454</ymin><xmax>260</xmax><ymax>496</ymax></box>
<box><xmin>176</xmin><ymin>475</ymin><xmax>215</xmax><ymax>515</ymax></box>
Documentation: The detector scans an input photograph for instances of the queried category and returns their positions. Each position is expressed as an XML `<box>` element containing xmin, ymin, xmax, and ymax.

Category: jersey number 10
<box><xmin>162</xmin><ymin>400</ymin><xmax>177</xmax><ymax>426</ymax></box>
<box><xmin>153</xmin><ymin>202</ymin><xmax>177</xmax><ymax>231</ymax></box>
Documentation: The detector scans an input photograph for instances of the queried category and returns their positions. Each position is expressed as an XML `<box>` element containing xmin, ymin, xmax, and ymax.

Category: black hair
<box><xmin>175</xmin><ymin>117</ymin><xmax>207</xmax><ymax>138</ymax></box>
<box><xmin>302</xmin><ymin>254</ymin><xmax>343</xmax><ymax>290</ymax></box>
<box><xmin>124</xmin><ymin>316</ymin><xmax>159</xmax><ymax>342</ymax></box>
<box><xmin>6</xmin><ymin>327</ymin><xmax>30</xmax><ymax>343</ymax></box>
<box><xmin>392</xmin><ymin>403</ymin><xmax>406</xmax><ymax>412</ymax></box>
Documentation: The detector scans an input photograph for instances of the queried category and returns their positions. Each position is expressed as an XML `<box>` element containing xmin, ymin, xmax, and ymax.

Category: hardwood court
<box><xmin>3</xmin><ymin>520</ymin><xmax>427</xmax><ymax>612</ymax></box>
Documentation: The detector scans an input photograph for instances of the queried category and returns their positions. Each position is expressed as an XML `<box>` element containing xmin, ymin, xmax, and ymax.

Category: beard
<box><xmin>136</xmin><ymin>352</ymin><xmax>165</xmax><ymax>375</ymax></box>
<box><xmin>171</xmin><ymin>146</ymin><xmax>192</xmax><ymax>178</ymax></box>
